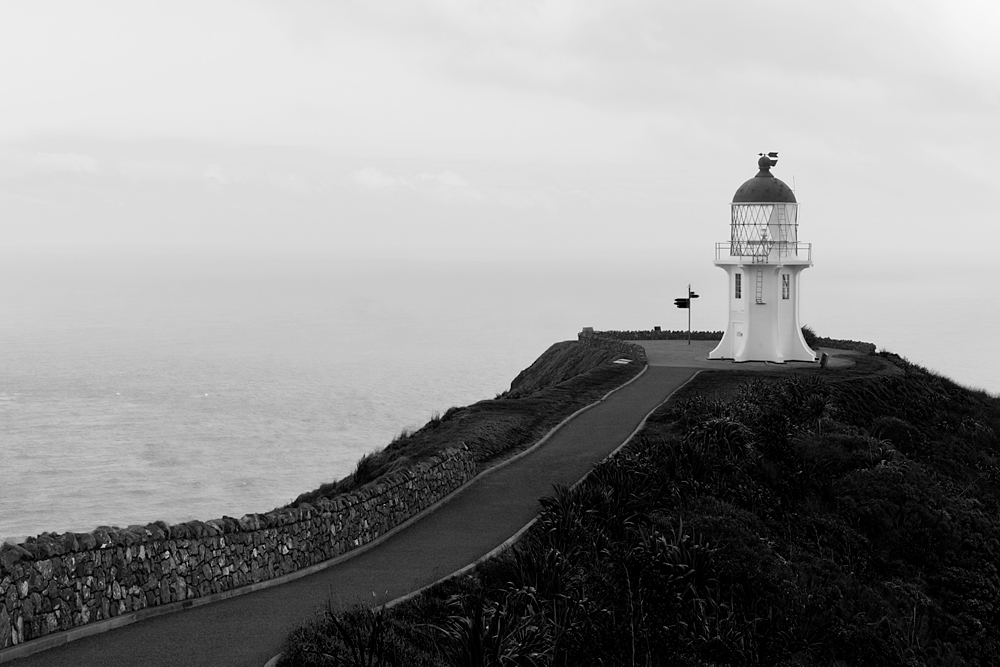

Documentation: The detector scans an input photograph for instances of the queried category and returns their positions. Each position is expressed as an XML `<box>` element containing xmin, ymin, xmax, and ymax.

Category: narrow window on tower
<box><xmin>735</xmin><ymin>273</ymin><xmax>742</xmax><ymax>299</ymax></box>
<box><xmin>782</xmin><ymin>274</ymin><xmax>790</xmax><ymax>299</ymax></box>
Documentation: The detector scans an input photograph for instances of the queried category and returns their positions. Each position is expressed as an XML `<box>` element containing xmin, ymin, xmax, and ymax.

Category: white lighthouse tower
<box><xmin>709</xmin><ymin>153</ymin><xmax>817</xmax><ymax>363</ymax></box>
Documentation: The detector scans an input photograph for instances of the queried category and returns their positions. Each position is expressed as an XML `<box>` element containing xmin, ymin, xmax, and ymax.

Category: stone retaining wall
<box><xmin>595</xmin><ymin>329</ymin><xmax>724</xmax><ymax>341</ymax></box>
<box><xmin>0</xmin><ymin>447</ymin><xmax>475</xmax><ymax>650</ymax></box>
<box><xmin>577</xmin><ymin>331</ymin><xmax>648</xmax><ymax>364</ymax></box>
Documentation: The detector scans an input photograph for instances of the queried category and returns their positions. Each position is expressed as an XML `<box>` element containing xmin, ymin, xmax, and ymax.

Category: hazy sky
<box><xmin>0</xmin><ymin>0</ymin><xmax>997</xmax><ymax>263</ymax></box>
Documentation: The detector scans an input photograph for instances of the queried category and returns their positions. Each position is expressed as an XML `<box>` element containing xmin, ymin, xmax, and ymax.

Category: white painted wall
<box><xmin>709</xmin><ymin>260</ymin><xmax>815</xmax><ymax>363</ymax></box>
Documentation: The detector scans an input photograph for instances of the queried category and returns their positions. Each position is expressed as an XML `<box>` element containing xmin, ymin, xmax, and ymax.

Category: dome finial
<box><xmin>757</xmin><ymin>151</ymin><xmax>779</xmax><ymax>171</ymax></box>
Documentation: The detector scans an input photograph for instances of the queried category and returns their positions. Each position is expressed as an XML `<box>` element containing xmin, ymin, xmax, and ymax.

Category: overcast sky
<box><xmin>0</xmin><ymin>0</ymin><xmax>997</xmax><ymax>263</ymax></box>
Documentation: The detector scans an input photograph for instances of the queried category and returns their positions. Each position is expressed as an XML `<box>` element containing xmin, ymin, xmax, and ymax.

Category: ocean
<box><xmin>1</xmin><ymin>251</ymin><xmax>996</xmax><ymax>543</ymax></box>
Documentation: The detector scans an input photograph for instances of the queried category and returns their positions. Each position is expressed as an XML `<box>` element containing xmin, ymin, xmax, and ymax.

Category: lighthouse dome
<box><xmin>732</xmin><ymin>154</ymin><xmax>797</xmax><ymax>203</ymax></box>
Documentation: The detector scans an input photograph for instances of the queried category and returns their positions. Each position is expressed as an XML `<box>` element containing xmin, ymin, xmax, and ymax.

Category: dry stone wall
<box><xmin>0</xmin><ymin>446</ymin><xmax>475</xmax><ymax>650</ymax></box>
<box><xmin>595</xmin><ymin>329</ymin><xmax>724</xmax><ymax>341</ymax></box>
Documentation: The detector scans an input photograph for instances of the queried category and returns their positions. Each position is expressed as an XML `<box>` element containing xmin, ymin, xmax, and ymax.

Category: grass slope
<box><xmin>290</xmin><ymin>341</ymin><xmax>641</xmax><ymax>506</ymax></box>
<box><xmin>507</xmin><ymin>341</ymin><xmax>623</xmax><ymax>398</ymax></box>
<box><xmin>280</xmin><ymin>351</ymin><xmax>1000</xmax><ymax>667</ymax></box>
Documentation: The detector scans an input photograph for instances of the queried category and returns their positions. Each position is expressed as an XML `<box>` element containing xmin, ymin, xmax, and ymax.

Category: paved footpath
<box><xmin>9</xmin><ymin>366</ymin><xmax>699</xmax><ymax>667</ymax></box>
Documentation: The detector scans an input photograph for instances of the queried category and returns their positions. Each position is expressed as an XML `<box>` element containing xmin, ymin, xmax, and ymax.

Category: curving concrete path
<box><xmin>6</xmin><ymin>363</ymin><xmax>701</xmax><ymax>667</ymax></box>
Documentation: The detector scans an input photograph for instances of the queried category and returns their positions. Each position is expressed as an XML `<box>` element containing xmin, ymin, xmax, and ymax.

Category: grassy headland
<box><xmin>290</xmin><ymin>341</ymin><xmax>643</xmax><ymax>506</ymax></box>
<box><xmin>280</xmin><ymin>345</ymin><xmax>1000</xmax><ymax>666</ymax></box>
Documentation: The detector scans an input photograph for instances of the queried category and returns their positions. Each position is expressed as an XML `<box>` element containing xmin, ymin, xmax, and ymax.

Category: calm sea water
<box><xmin>1</xmin><ymin>251</ymin><xmax>996</xmax><ymax>542</ymax></box>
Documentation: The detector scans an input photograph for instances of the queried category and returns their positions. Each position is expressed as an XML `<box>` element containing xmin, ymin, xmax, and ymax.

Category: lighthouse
<box><xmin>709</xmin><ymin>153</ymin><xmax>817</xmax><ymax>363</ymax></box>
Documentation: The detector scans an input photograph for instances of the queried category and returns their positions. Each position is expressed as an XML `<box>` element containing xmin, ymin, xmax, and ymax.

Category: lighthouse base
<box><xmin>708</xmin><ymin>263</ymin><xmax>818</xmax><ymax>364</ymax></box>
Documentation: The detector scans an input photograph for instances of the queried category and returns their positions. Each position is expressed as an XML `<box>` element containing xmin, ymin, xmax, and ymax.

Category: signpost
<box><xmin>674</xmin><ymin>284</ymin><xmax>700</xmax><ymax>344</ymax></box>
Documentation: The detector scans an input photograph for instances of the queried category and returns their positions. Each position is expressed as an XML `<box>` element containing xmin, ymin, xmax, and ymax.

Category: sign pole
<box><xmin>674</xmin><ymin>287</ymin><xmax>698</xmax><ymax>345</ymax></box>
<box><xmin>687</xmin><ymin>284</ymin><xmax>692</xmax><ymax>345</ymax></box>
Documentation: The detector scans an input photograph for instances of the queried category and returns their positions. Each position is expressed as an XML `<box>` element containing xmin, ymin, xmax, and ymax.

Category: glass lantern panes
<box><xmin>730</xmin><ymin>203</ymin><xmax>798</xmax><ymax>263</ymax></box>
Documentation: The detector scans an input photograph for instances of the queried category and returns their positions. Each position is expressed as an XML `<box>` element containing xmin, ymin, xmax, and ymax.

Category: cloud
<box><xmin>353</xmin><ymin>167</ymin><xmax>407</xmax><ymax>190</ymax></box>
<box><xmin>202</xmin><ymin>163</ymin><xmax>231</xmax><ymax>191</ymax></box>
<box><xmin>352</xmin><ymin>167</ymin><xmax>483</xmax><ymax>204</ymax></box>
<box><xmin>117</xmin><ymin>159</ymin><xmax>203</xmax><ymax>182</ymax></box>
<box><xmin>0</xmin><ymin>190</ymin><xmax>63</xmax><ymax>208</ymax></box>
<box><xmin>417</xmin><ymin>170</ymin><xmax>468</xmax><ymax>188</ymax></box>
<box><xmin>0</xmin><ymin>0</ymin><xmax>995</xmax><ymax>171</ymax></box>
<box><xmin>268</xmin><ymin>171</ymin><xmax>309</xmax><ymax>194</ymax></box>
<box><xmin>489</xmin><ymin>187</ymin><xmax>559</xmax><ymax>212</ymax></box>
<box><xmin>414</xmin><ymin>170</ymin><xmax>483</xmax><ymax>203</ymax></box>
<box><xmin>117</xmin><ymin>158</ymin><xmax>311</xmax><ymax>194</ymax></box>
<box><xmin>31</xmin><ymin>152</ymin><xmax>101</xmax><ymax>174</ymax></box>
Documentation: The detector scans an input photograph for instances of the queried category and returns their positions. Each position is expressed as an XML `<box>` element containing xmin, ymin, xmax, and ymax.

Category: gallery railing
<box><xmin>715</xmin><ymin>241</ymin><xmax>812</xmax><ymax>263</ymax></box>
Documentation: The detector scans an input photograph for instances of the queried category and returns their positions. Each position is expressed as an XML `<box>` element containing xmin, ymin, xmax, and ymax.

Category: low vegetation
<box><xmin>290</xmin><ymin>342</ymin><xmax>642</xmax><ymax>506</ymax></box>
<box><xmin>507</xmin><ymin>342</ymin><xmax>626</xmax><ymax>398</ymax></box>
<box><xmin>281</xmin><ymin>350</ymin><xmax>1000</xmax><ymax>666</ymax></box>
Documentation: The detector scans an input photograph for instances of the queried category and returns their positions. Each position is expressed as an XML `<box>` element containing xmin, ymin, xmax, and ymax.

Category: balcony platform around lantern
<box><xmin>714</xmin><ymin>242</ymin><xmax>812</xmax><ymax>265</ymax></box>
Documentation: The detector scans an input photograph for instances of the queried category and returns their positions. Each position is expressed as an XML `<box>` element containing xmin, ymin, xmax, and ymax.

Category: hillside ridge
<box><xmin>279</xmin><ymin>344</ymin><xmax>1000</xmax><ymax>667</ymax></box>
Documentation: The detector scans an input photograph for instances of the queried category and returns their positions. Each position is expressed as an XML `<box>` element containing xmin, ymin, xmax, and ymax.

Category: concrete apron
<box><xmin>634</xmin><ymin>339</ymin><xmax>860</xmax><ymax>370</ymax></box>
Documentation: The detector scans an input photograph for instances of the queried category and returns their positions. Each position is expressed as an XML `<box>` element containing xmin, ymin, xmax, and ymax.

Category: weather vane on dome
<box><xmin>757</xmin><ymin>151</ymin><xmax>779</xmax><ymax>169</ymax></box>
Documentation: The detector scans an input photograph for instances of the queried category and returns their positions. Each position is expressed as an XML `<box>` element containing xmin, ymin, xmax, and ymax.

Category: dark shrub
<box><xmin>872</xmin><ymin>416</ymin><xmax>927</xmax><ymax>456</ymax></box>
<box><xmin>801</xmin><ymin>325</ymin><xmax>818</xmax><ymax>348</ymax></box>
